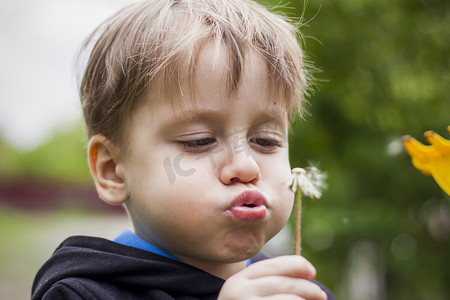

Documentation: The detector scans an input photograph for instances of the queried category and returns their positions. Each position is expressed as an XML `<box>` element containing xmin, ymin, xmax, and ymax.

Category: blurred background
<box><xmin>0</xmin><ymin>0</ymin><xmax>448</xmax><ymax>299</ymax></box>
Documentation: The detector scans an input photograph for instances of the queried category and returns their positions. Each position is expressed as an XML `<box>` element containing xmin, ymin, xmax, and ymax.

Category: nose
<box><xmin>219</xmin><ymin>149</ymin><xmax>261</xmax><ymax>185</ymax></box>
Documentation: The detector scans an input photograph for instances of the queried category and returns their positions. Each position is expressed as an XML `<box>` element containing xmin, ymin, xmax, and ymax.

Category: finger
<box><xmin>261</xmin><ymin>295</ymin><xmax>306</xmax><ymax>300</ymax></box>
<box><xmin>245</xmin><ymin>255</ymin><xmax>316</xmax><ymax>280</ymax></box>
<box><xmin>255</xmin><ymin>276</ymin><xmax>327</xmax><ymax>300</ymax></box>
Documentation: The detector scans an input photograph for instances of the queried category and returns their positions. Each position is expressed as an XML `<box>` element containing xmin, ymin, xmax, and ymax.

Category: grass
<box><xmin>0</xmin><ymin>206</ymin><xmax>131</xmax><ymax>299</ymax></box>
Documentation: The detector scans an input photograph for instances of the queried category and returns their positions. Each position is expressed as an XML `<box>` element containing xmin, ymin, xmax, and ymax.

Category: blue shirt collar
<box><xmin>114</xmin><ymin>229</ymin><xmax>252</xmax><ymax>266</ymax></box>
<box><xmin>114</xmin><ymin>229</ymin><xmax>182</xmax><ymax>262</ymax></box>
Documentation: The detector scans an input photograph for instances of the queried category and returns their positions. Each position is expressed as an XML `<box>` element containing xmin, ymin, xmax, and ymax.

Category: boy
<box><xmin>32</xmin><ymin>0</ymin><xmax>334</xmax><ymax>299</ymax></box>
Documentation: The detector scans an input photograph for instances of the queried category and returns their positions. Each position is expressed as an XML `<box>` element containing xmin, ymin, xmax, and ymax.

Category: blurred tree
<box><xmin>0</xmin><ymin>123</ymin><xmax>90</xmax><ymax>182</ymax></box>
<box><xmin>0</xmin><ymin>137</ymin><xmax>21</xmax><ymax>175</ymax></box>
<box><xmin>260</xmin><ymin>0</ymin><xmax>449</xmax><ymax>299</ymax></box>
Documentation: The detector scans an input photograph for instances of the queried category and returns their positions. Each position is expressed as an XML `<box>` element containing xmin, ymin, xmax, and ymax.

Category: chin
<box><xmin>223</xmin><ymin>237</ymin><xmax>265</xmax><ymax>261</ymax></box>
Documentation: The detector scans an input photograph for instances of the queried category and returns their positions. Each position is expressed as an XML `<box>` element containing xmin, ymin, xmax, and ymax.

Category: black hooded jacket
<box><xmin>32</xmin><ymin>236</ymin><xmax>335</xmax><ymax>299</ymax></box>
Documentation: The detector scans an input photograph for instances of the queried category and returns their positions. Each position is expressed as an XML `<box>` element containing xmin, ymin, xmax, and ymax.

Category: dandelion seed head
<box><xmin>287</xmin><ymin>166</ymin><xmax>326</xmax><ymax>199</ymax></box>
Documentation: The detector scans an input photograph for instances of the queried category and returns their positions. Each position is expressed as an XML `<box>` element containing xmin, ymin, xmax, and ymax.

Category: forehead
<box><xmin>144</xmin><ymin>40</ymin><xmax>291</xmax><ymax>115</ymax></box>
<box><xmin>149</xmin><ymin>42</ymin><xmax>290</xmax><ymax>119</ymax></box>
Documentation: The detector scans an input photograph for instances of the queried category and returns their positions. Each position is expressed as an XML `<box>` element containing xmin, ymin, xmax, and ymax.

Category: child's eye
<box><xmin>249</xmin><ymin>137</ymin><xmax>283</xmax><ymax>152</ymax></box>
<box><xmin>179</xmin><ymin>137</ymin><xmax>217</xmax><ymax>152</ymax></box>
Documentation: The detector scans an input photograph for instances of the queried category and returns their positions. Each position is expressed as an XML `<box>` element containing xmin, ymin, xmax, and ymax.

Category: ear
<box><xmin>88</xmin><ymin>135</ymin><xmax>128</xmax><ymax>205</ymax></box>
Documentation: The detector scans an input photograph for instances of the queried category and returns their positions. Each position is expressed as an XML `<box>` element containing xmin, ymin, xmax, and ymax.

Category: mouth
<box><xmin>228</xmin><ymin>190</ymin><xmax>267</xmax><ymax>222</ymax></box>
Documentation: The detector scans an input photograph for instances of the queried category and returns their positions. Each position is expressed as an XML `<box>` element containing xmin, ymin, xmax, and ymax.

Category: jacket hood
<box><xmin>32</xmin><ymin>235</ymin><xmax>224</xmax><ymax>299</ymax></box>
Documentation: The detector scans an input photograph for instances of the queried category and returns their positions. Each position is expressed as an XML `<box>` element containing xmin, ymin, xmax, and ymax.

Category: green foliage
<box><xmin>0</xmin><ymin>123</ymin><xmax>91</xmax><ymax>182</ymax></box>
<box><xmin>263</xmin><ymin>0</ymin><xmax>450</xmax><ymax>298</ymax></box>
<box><xmin>0</xmin><ymin>137</ymin><xmax>21</xmax><ymax>175</ymax></box>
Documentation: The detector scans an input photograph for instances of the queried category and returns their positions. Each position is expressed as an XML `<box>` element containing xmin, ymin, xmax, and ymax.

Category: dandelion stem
<box><xmin>294</xmin><ymin>190</ymin><xmax>302</xmax><ymax>256</ymax></box>
<box><xmin>288</xmin><ymin>166</ymin><xmax>325</xmax><ymax>256</ymax></box>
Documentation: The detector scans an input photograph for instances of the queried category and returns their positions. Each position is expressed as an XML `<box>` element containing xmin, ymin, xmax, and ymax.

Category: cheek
<box><xmin>130</xmin><ymin>148</ymin><xmax>202</xmax><ymax>190</ymax></box>
<box><xmin>259</xmin><ymin>147</ymin><xmax>291</xmax><ymax>174</ymax></box>
<box><xmin>260</xmin><ymin>154</ymin><xmax>292</xmax><ymax>189</ymax></box>
<box><xmin>276</xmin><ymin>185</ymin><xmax>294</xmax><ymax>220</ymax></box>
<box><xmin>282</xmin><ymin>182</ymin><xmax>295</xmax><ymax>221</ymax></box>
<box><xmin>262</xmin><ymin>155</ymin><xmax>294</xmax><ymax>218</ymax></box>
<box><xmin>161</xmin><ymin>149</ymin><xmax>218</xmax><ymax>185</ymax></box>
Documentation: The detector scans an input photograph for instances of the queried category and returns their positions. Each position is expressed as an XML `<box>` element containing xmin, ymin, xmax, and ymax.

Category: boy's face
<box><xmin>116</xmin><ymin>43</ymin><xmax>294</xmax><ymax>272</ymax></box>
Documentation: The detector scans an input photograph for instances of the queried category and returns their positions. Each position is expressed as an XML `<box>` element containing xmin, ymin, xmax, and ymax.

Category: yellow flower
<box><xmin>403</xmin><ymin>126</ymin><xmax>450</xmax><ymax>196</ymax></box>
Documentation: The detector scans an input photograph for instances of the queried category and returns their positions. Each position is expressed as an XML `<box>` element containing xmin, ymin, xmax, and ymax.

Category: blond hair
<box><xmin>79</xmin><ymin>0</ymin><xmax>312</xmax><ymax>145</ymax></box>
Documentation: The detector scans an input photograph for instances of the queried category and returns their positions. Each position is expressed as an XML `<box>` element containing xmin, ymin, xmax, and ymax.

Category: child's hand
<box><xmin>218</xmin><ymin>255</ymin><xmax>327</xmax><ymax>300</ymax></box>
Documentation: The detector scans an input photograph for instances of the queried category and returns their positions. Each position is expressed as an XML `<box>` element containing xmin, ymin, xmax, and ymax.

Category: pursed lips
<box><xmin>227</xmin><ymin>190</ymin><xmax>267</xmax><ymax>222</ymax></box>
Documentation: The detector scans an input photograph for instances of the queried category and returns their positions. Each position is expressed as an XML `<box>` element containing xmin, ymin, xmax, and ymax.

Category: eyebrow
<box><xmin>175</xmin><ymin>108</ymin><xmax>226</xmax><ymax>122</ymax></box>
<box><xmin>157</xmin><ymin>108</ymin><xmax>224</xmax><ymax>134</ymax></box>
<box><xmin>161</xmin><ymin>106</ymin><xmax>288</xmax><ymax>133</ymax></box>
